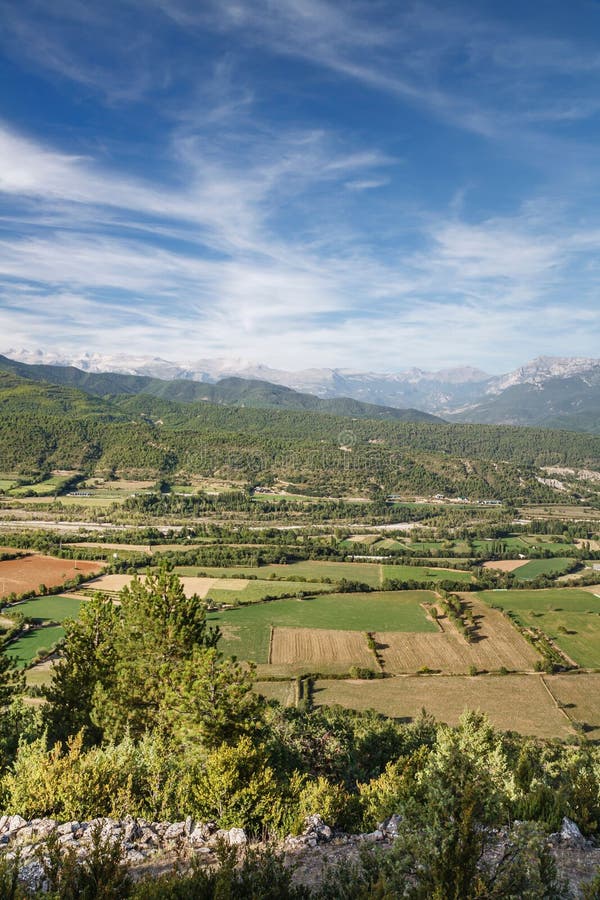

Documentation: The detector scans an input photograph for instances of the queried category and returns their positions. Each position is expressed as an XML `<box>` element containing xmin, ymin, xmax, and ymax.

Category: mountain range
<box><xmin>2</xmin><ymin>349</ymin><xmax>600</xmax><ymax>432</ymax></box>
<box><xmin>0</xmin><ymin>355</ymin><xmax>441</xmax><ymax>425</ymax></box>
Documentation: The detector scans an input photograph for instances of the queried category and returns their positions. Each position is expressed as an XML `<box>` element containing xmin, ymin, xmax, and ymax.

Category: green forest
<box><xmin>1</xmin><ymin>370</ymin><xmax>600</xmax><ymax>503</ymax></box>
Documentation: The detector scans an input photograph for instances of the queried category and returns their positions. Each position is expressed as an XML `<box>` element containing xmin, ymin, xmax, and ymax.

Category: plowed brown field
<box><xmin>0</xmin><ymin>556</ymin><xmax>103</xmax><ymax>598</ymax></box>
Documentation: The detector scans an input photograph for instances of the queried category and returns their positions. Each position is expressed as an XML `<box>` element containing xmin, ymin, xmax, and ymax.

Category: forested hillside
<box><xmin>1</xmin><ymin>370</ymin><xmax>600</xmax><ymax>502</ymax></box>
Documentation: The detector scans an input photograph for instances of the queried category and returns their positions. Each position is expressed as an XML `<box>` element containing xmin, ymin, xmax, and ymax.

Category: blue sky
<box><xmin>0</xmin><ymin>0</ymin><xmax>599</xmax><ymax>373</ymax></box>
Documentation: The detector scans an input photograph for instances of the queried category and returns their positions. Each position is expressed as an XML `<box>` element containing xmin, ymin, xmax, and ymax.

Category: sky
<box><xmin>0</xmin><ymin>0</ymin><xmax>600</xmax><ymax>374</ymax></box>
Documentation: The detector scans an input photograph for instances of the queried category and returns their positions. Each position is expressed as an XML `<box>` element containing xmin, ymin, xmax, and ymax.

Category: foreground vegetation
<box><xmin>0</xmin><ymin>569</ymin><xmax>597</xmax><ymax>896</ymax></box>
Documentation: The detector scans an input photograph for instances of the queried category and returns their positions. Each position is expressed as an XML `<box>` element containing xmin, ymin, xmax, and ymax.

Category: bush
<box><xmin>295</xmin><ymin>776</ymin><xmax>360</xmax><ymax>834</ymax></box>
<box><xmin>357</xmin><ymin>760</ymin><xmax>406</xmax><ymax>831</ymax></box>
<box><xmin>190</xmin><ymin>737</ymin><xmax>287</xmax><ymax>835</ymax></box>
<box><xmin>1</xmin><ymin>733</ymin><xmax>184</xmax><ymax>821</ymax></box>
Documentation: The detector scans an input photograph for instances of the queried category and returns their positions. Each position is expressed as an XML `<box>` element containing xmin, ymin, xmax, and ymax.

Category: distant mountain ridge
<box><xmin>3</xmin><ymin>349</ymin><xmax>600</xmax><ymax>432</ymax></box>
<box><xmin>0</xmin><ymin>355</ymin><xmax>442</xmax><ymax>425</ymax></box>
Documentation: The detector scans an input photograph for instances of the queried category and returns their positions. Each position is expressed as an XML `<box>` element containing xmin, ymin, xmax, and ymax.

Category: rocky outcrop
<box><xmin>2</xmin><ymin>813</ymin><xmax>600</xmax><ymax>896</ymax></box>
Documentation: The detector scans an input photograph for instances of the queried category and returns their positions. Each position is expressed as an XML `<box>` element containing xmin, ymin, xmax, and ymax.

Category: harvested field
<box><xmin>462</xmin><ymin>596</ymin><xmax>540</xmax><ymax>670</ymax></box>
<box><xmin>376</xmin><ymin>630</ymin><xmax>468</xmax><ymax>673</ymax></box>
<box><xmin>344</xmin><ymin>534</ymin><xmax>380</xmax><ymax>545</ymax></box>
<box><xmin>312</xmin><ymin>675</ymin><xmax>574</xmax><ymax>739</ymax></box>
<box><xmin>25</xmin><ymin>658</ymin><xmax>56</xmax><ymax>688</ymax></box>
<box><xmin>0</xmin><ymin>556</ymin><xmax>102</xmax><ymax>598</ymax></box>
<box><xmin>482</xmin><ymin>560</ymin><xmax>528</xmax><ymax>572</ymax></box>
<box><xmin>270</xmin><ymin>627</ymin><xmax>372</xmax><ymax>671</ymax></box>
<box><xmin>377</xmin><ymin>596</ymin><xmax>538</xmax><ymax>674</ymax></box>
<box><xmin>576</xmin><ymin>539</ymin><xmax>600</xmax><ymax>551</ymax></box>
<box><xmin>544</xmin><ymin>674</ymin><xmax>600</xmax><ymax>740</ymax></box>
<box><xmin>84</xmin><ymin>574</ymin><xmax>134</xmax><ymax>593</ymax></box>
<box><xmin>87</xmin><ymin>573</ymin><xmax>248</xmax><ymax>598</ymax></box>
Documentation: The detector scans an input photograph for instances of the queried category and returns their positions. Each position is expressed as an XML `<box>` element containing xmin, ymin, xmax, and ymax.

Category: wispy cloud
<box><xmin>0</xmin><ymin>116</ymin><xmax>598</xmax><ymax>370</ymax></box>
<box><xmin>1</xmin><ymin>1</ymin><xmax>600</xmax><ymax>371</ymax></box>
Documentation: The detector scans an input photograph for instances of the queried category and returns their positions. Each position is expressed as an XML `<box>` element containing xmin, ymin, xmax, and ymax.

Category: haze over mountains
<box><xmin>4</xmin><ymin>349</ymin><xmax>600</xmax><ymax>433</ymax></box>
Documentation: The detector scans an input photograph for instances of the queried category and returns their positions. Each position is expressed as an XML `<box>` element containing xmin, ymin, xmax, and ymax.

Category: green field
<box><xmin>208</xmin><ymin>590</ymin><xmax>436</xmax><ymax>663</ymax></box>
<box><xmin>374</xmin><ymin>539</ymin><xmax>407</xmax><ymax>551</ymax></box>
<box><xmin>383</xmin><ymin>564</ymin><xmax>473</xmax><ymax>584</ymax></box>
<box><xmin>2</xmin><ymin>595</ymin><xmax>83</xmax><ymax>623</ymax></box>
<box><xmin>208</xmin><ymin>580</ymin><xmax>332</xmax><ymax>604</ymax></box>
<box><xmin>520</xmin><ymin>535</ymin><xmax>578</xmax><ymax>553</ymax></box>
<box><xmin>9</xmin><ymin>475</ymin><xmax>75</xmax><ymax>497</ymax></box>
<box><xmin>5</xmin><ymin>625</ymin><xmax>65</xmax><ymax>667</ymax></box>
<box><xmin>174</xmin><ymin>561</ymin><xmax>384</xmax><ymax>586</ymax></box>
<box><xmin>479</xmin><ymin>588</ymin><xmax>600</xmax><ymax>668</ymax></box>
<box><xmin>512</xmin><ymin>558</ymin><xmax>576</xmax><ymax>581</ymax></box>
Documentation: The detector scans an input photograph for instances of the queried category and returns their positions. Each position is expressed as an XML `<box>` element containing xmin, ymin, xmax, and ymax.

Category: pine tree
<box><xmin>44</xmin><ymin>595</ymin><xmax>117</xmax><ymax>746</ymax></box>
<box><xmin>92</xmin><ymin>567</ymin><xmax>220</xmax><ymax>741</ymax></box>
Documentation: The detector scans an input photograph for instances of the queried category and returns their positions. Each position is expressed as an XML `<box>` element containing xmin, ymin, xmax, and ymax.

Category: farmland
<box><xmin>483</xmin><ymin>559</ymin><xmax>529</xmax><ymax>572</ymax></box>
<box><xmin>478</xmin><ymin>588</ymin><xmax>600</xmax><ymax>668</ymax></box>
<box><xmin>306</xmin><ymin>675</ymin><xmax>575</xmax><ymax>740</ymax></box>
<box><xmin>382</xmin><ymin>563</ymin><xmax>473</xmax><ymax>584</ymax></box>
<box><xmin>207</xmin><ymin>590</ymin><xmax>436</xmax><ymax>667</ymax></box>
<box><xmin>376</xmin><ymin>595</ymin><xmax>538</xmax><ymax>674</ymax></box>
<box><xmin>545</xmin><ymin>674</ymin><xmax>600</xmax><ymax>739</ymax></box>
<box><xmin>0</xmin><ymin>556</ymin><xmax>103</xmax><ymax>598</ymax></box>
<box><xmin>173</xmin><ymin>560</ymin><xmax>473</xmax><ymax>588</ymax></box>
<box><xmin>5</xmin><ymin>624</ymin><xmax>65</xmax><ymax>667</ymax></box>
<box><xmin>0</xmin><ymin>390</ymin><xmax>599</xmax><ymax>750</ymax></box>
<box><xmin>511</xmin><ymin>557</ymin><xmax>576</xmax><ymax>581</ymax></box>
<box><xmin>174</xmin><ymin>561</ymin><xmax>385</xmax><ymax>586</ymax></box>
<box><xmin>3</xmin><ymin>595</ymin><xmax>83</xmax><ymax>622</ymax></box>
<box><xmin>82</xmin><ymin>572</ymin><xmax>331</xmax><ymax>603</ymax></box>
<box><xmin>270</xmin><ymin>628</ymin><xmax>374</xmax><ymax>674</ymax></box>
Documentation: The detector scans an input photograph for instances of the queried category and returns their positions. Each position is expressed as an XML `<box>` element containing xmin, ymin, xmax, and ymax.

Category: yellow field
<box><xmin>545</xmin><ymin>674</ymin><xmax>600</xmax><ymax>740</ymax></box>
<box><xmin>313</xmin><ymin>674</ymin><xmax>574</xmax><ymax>739</ymax></box>
<box><xmin>482</xmin><ymin>559</ymin><xmax>528</xmax><ymax>572</ymax></box>
<box><xmin>25</xmin><ymin>658</ymin><xmax>56</xmax><ymax>688</ymax></box>
<box><xmin>376</xmin><ymin>597</ymin><xmax>538</xmax><ymax>674</ymax></box>
<box><xmin>85</xmin><ymin>573</ymin><xmax>248</xmax><ymax>598</ymax></box>
<box><xmin>270</xmin><ymin>627</ymin><xmax>373</xmax><ymax>670</ymax></box>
